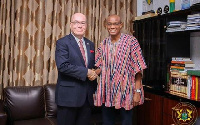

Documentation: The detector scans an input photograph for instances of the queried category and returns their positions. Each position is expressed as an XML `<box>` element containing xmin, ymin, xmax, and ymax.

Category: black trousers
<box><xmin>57</xmin><ymin>99</ymin><xmax>91</xmax><ymax>125</ymax></box>
<box><xmin>102</xmin><ymin>105</ymin><xmax>133</xmax><ymax>125</ymax></box>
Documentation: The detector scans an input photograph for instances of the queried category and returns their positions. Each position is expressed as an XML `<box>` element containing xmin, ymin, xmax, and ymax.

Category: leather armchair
<box><xmin>44</xmin><ymin>84</ymin><xmax>57</xmax><ymax>124</ymax></box>
<box><xmin>0</xmin><ymin>84</ymin><xmax>102</xmax><ymax>125</ymax></box>
<box><xmin>3</xmin><ymin>85</ymin><xmax>57</xmax><ymax>125</ymax></box>
<box><xmin>0</xmin><ymin>99</ymin><xmax>7</xmax><ymax>125</ymax></box>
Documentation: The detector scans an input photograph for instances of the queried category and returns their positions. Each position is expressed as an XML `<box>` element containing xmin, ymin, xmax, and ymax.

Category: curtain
<box><xmin>0</xmin><ymin>0</ymin><xmax>136</xmax><ymax>97</ymax></box>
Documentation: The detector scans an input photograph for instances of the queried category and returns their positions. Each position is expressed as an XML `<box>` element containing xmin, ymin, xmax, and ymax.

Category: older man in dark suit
<box><xmin>55</xmin><ymin>13</ymin><xmax>97</xmax><ymax>125</ymax></box>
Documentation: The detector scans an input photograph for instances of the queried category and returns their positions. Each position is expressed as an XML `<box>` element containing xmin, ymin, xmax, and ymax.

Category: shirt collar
<box><xmin>71</xmin><ymin>33</ymin><xmax>84</xmax><ymax>43</ymax></box>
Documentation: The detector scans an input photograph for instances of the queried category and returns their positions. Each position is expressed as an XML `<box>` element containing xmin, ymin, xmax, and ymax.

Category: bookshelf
<box><xmin>133</xmin><ymin>7</ymin><xmax>200</xmax><ymax>92</ymax></box>
<box><xmin>133</xmin><ymin>6</ymin><xmax>200</xmax><ymax>125</ymax></box>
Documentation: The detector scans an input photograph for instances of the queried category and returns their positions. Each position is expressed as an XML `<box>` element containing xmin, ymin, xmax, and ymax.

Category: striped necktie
<box><xmin>79</xmin><ymin>39</ymin><xmax>87</xmax><ymax>66</ymax></box>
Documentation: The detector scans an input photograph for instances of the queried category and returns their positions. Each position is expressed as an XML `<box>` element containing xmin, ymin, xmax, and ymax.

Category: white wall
<box><xmin>137</xmin><ymin>0</ymin><xmax>143</xmax><ymax>16</ymax></box>
<box><xmin>191</xmin><ymin>32</ymin><xmax>200</xmax><ymax>69</ymax></box>
<box><xmin>137</xmin><ymin>0</ymin><xmax>199</xmax><ymax>16</ymax></box>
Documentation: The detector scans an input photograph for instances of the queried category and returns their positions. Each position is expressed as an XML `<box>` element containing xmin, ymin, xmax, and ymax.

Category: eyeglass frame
<box><xmin>106</xmin><ymin>22</ymin><xmax>122</xmax><ymax>27</ymax></box>
<box><xmin>71</xmin><ymin>21</ymin><xmax>87</xmax><ymax>26</ymax></box>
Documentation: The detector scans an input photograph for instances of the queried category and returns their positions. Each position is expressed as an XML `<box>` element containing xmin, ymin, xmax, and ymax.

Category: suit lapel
<box><xmin>84</xmin><ymin>38</ymin><xmax>91</xmax><ymax>67</ymax></box>
<box><xmin>68</xmin><ymin>34</ymin><xmax>85</xmax><ymax>66</ymax></box>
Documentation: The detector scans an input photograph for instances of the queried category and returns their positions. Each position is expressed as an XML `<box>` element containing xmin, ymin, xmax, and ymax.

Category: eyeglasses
<box><xmin>106</xmin><ymin>22</ymin><xmax>122</xmax><ymax>26</ymax></box>
<box><xmin>71</xmin><ymin>21</ymin><xmax>86</xmax><ymax>26</ymax></box>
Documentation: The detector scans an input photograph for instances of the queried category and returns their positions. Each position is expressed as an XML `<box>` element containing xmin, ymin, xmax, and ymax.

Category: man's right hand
<box><xmin>87</xmin><ymin>69</ymin><xmax>97</xmax><ymax>81</ymax></box>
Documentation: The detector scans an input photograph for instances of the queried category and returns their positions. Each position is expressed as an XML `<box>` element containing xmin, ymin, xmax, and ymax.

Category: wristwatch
<box><xmin>135</xmin><ymin>89</ymin><xmax>141</xmax><ymax>93</ymax></box>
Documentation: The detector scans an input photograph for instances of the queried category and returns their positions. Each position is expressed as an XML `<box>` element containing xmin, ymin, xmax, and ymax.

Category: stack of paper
<box><xmin>166</xmin><ymin>21</ymin><xmax>187</xmax><ymax>32</ymax></box>
<box><xmin>185</xmin><ymin>13</ymin><xmax>200</xmax><ymax>30</ymax></box>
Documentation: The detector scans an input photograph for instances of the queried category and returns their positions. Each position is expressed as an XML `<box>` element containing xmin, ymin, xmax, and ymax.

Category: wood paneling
<box><xmin>163</xmin><ymin>97</ymin><xmax>179</xmax><ymax>115</ymax></box>
<box><xmin>137</xmin><ymin>92</ymin><xmax>163</xmax><ymax>125</ymax></box>
<box><xmin>163</xmin><ymin>113</ymin><xmax>175</xmax><ymax>125</ymax></box>
<box><xmin>136</xmin><ymin>92</ymin><xmax>200</xmax><ymax>125</ymax></box>
<box><xmin>162</xmin><ymin>98</ymin><xmax>179</xmax><ymax>125</ymax></box>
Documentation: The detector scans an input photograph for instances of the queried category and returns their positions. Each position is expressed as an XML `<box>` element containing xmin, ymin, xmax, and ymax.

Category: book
<box><xmin>187</xmin><ymin>22</ymin><xmax>200</xmax><ymax>26</ymax></box>
<box><xmin>187</xmin><ymin>70</ymin><xmax>200</xmax><ymax>77</ymax></box>
<box><xmin>187</xmin><ymin>17</ymin><xmax>200</xmax><ymax>20</ymax></box>
<box><xmin>171</xmin><ymin>63</ymin><xmax>185</xmax><ymax>67</ymax></box>
<box><xmin>185</xmin><ymin>27</ymin><xmax>200</xmax><ymax>30</ymax></box>
<box><xmin>171</xmin><ymin>60</ymin><xmax>195</xmax><ymax>68</ymax></box>
<box><xmin>195</xmin><ymin>76</ymin><xmax>198</xmax><ymax>100</ymax></box>
<box><xmin>170</xmin><ymin>71</ymin><xmax>188</xmax><ymax>95</ymax></box>
<box><xmin>198</xmin><ymin>77</ymin><xmax>200</xmax><ymax>100</ymax></box>
<box><xmin>187</xmin><ymin>19</ymin><xmax>200</xmax><ymax>23</ymax></box>
<box><xmin>171</xmin><ymin>63</ymin><xmax>195</xmax><ymax>68</ymax></box>
<box><xmin>167</xmin><ymin>24</ymin><xmax>182</xmax><ymax>27</ymax></box>
<box><xmin>187</xmin><ymin>76</ymin><xmax>191</xmax><ymax>98</ymax></box>
<box><xmin>171</xmin><ymin>60</ymin><xmax>194</xmax><ymax>64</ymax></box>
<box><xmin>172</xmin><ymin>57</ymin><xmax>191</xmax><ymax>61</ymax></box>
<box><xmin>170</xmin><ymin>68</ymin><xmax>185</xmax><ymax>71</ymax></box>
<box><xmin>171</xmin><ymin>61</ymin><xmax>185</xmax><ymax>64</ymax></box>
<box><xmin>166</xmin><ymin>29</ymin><xmax>185</xmax><ymax>32</ymax></box>
<box><xmin>168</xmin><ymin>21</ymin><xmax>187</xmax><ymax>25</ymax></box>
<box><xmin>187</xmin><ymin>13</ymin><xmax>200</xmax><ymax>18</ymax></box>
<box><xmin>191</xmin><ymin>75</ymin><xmax>196</xmax><ymax>100</ymax></box>
<box><xmin>170</xmin><ymin>66</ymin><xmax>184</xmax><ymax>69</ymax></box>
<box><xmin>185</xmin><ymin>63</ymin><xmax>195</xmax><ymax>68</ymax></box>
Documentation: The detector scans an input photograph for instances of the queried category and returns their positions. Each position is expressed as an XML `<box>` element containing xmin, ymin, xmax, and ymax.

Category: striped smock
<box><xmin>94</xmin><ymin>33</ymin><xmax>147</xmax><ymax>110</ymax></box>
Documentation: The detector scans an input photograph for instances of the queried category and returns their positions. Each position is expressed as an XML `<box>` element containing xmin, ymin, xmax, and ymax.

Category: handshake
<box><xmin>87</xmin><ymin>68</ymin><xmax>101</xmax><ymax>81</ymax></box>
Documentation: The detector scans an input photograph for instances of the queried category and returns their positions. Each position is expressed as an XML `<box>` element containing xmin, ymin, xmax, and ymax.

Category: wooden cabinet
<box><xmin>163</xmin><ymin>113</ymin><xmax>174</xmax><ymax>125</ymax></box>
<box><xmin>162</xmin><ymin>98</ymin><xmax>179</xmax><ymax>125</ymax></box>
<box><xmin>136</xmin><ymin>92</ymin><xmax>163</xmax><ymax>125</ymax></box>
<box><xmin>136</xmin><ymin>92</ymin><xmax>200</xmax><ymax>125</ymax></box>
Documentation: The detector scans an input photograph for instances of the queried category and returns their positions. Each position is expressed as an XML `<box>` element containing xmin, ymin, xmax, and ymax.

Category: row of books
<box><xmin>187</xmin><ymin>70</ymin><xmax>200</xmax><ymax>100</ymax></box>
<box><xmin>169</xmin><ymin>69</ymin><xmax>200</xmax><ymax>100</ymax></box>
<box><xmin>169</xmin><ymin>70</ymin><xmax>188</xmax><ymax>96</ymax></box>
<box><xmin>169</xmin><ymin>57</ymin><xmax>195</xmax><ymax>97</ymax></box>
<box><xmin>170</xmin><ymin>57</ymin><xmax>195</xmax><ymax>72</ymax></box>
<box><xmin>166</xmin><ymin>13</ymin><xmax>200</xmax><ymax>32</ymax></box>
<box><xmin>169</xmin><ymin>71</ymin><xmax>200</xmax><ymax>99</ymax></box>
<box><xmin>188</xmin><ymin>75</ymin><xmax>200</xmax><ymax>100</ymax></box>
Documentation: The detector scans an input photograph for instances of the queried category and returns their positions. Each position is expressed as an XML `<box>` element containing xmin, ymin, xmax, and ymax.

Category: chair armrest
<box><xmin>0</xmin><ymin>100</ymin><xmax>7</xmax><ymax>125</ymax></box>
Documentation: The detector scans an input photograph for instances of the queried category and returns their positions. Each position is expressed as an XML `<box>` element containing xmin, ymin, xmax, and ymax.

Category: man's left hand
<box><xmin>133</xmin><ymin>92</ymin><xmax>141</xmax><ymax>103</ymax></box>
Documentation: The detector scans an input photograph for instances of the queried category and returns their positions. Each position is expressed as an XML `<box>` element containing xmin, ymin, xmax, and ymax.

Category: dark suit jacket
<box><xmin>55</xmin><ymin>34</ymin><xmax>96</xmax><ymax>107</ymax></box>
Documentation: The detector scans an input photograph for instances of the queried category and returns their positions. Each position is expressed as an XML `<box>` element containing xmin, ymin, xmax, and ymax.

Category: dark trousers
<box><xmin>57</xmin><ymin>99</ymin><xmax>91</xmax><ymax>125</ymax></box>
<box><xmin>102</xmin><ymin>105</ymin><xmax>133</xmax><ymax>125</ymax></box>
<box><xmin>194</xmin><ymin>117</ymin><xmax>200</xmax><ymax>125</ymax></box>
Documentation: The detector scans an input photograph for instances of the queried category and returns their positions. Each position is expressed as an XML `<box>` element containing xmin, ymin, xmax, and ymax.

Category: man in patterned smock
<box><xmin>93</xmin><ymin>15</ymin><xmax>147</xmax><ymax>125</ymax></box>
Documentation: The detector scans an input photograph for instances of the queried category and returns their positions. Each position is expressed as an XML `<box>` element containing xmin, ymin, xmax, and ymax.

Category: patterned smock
<box><xmin>94</xmin><ymin>33</ymin><xmax>147</xmax><ymax>110</ymax></box>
